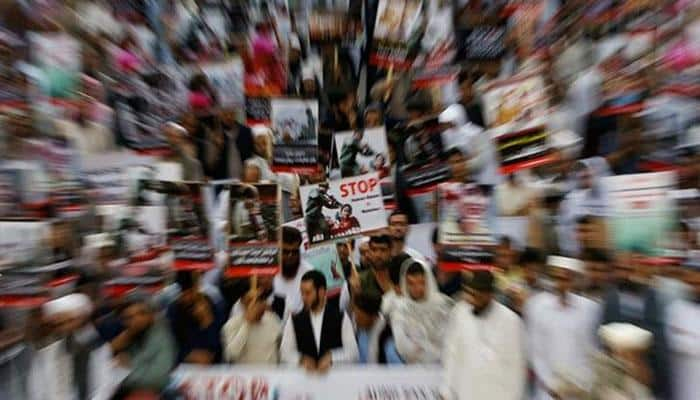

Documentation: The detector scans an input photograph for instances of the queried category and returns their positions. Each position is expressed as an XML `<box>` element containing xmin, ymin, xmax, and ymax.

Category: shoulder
<box><xmin>493</xmin><ymin>302</ymin><xmax>523</xmax><ymax>326</ymax></box>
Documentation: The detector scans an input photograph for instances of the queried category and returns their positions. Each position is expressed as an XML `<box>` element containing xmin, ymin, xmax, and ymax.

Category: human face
<box><xmin>365</xmin><ymin>110</ymin><xmax>381</xmax><ymax>127</ymax></box>
<box><xmin>447</xmin><ymin>152</ymin><xmax>468</xmax><ymax>182</ymax></box>
<box><xmin>121</xmin><ymin>303</ymin><xmax>153</xmax><ymax>334</ymax></box>
<box><xmin>254</xmin><ymin>135</ymin><xmax>270</xmax><ymax>158</ymax></box>
<box><xmin>258</xmin><ymin>274</ymin><xmax>274</xmax><ymax>292</ymax></box>
<box><xmin>523</xmin><ymin>262</ymin><xmax>540</xmax><ymax>287</ymax></box>
<box><xmin>550</xmin><ymin>267</ymin><xmax>573</xmax><ymax>295</ymax></box>
<box><xmin>578</xmin><ymin>168</ymin><xmax>593</xmax><ymax>190</ymax></box>
<box><xmin>369</xmin><ymin>242</ymin><xmax>392</xmax><ymax>270</ymax></box>
<box><xmin>576</xmin><ymin>222</ymin><xmax>595</xmax><ymax>247</ymax></box>
<box><xmin>281</xmin><ymin>242</ymin><xmax>301</xmax><ymax>274</ymax></box>
<box><xmin>342</xmin><ymin>206</ymin><xmax>351</xmax><ymax>218</ymax></box>
<box><xmin>494</xmin><ymin>245</ymin><xmax>517</xmax><ymax>271</ymax></box>
<box><xmin>465</xmin><ymin>287</ymin><xmax>492</xmax><ymax>311</ymax></box>
<box><xmin>359</xmin><ymin>242</ymin><xmax>371</xmax><ymax>266</ymax></box>
<box><xmin>242</xmin><ymin>164</ymin><xmax>261</xmax><ymax>183</ymax></box>
<box><xmin>220</xmin><ymin>109</ymin><xmax>237</xmax><ymax>127</ymax></box>
<box><xmin>406</xmin><ymin>273</ymin><xmax>427</xmax><ymax>301</ymax></box>
<box><xmin>683</xmin><ymin>268</ymin><xmax>700</xmax><ymax>298</ymax></box>
<box><xmin>352</xmin><ymin>306</ymin><xmax>375</xmax><ymax>330</ymax></box>
<box><xmin>586</xmin><ymin>261</ymin><xmax>608</xmax><ymax>288</ymax></box>
<box><xmin>300</xmin><ymin>281</ymin><xmax>324</xmax><ymax>311</ymax></box>
<box><xmin>613</xmin><ymin>253</ymin><xmax>635</xmax><ymax>284</ymax></box>
<box><xmin>336</xmin><ymin>242</ymin><xmax>350</xmax><ymax>261</ymax></box>
<box><xmin>388</xmin><ymin>214</ymin><xmax>409</xmax><ymax>241</ymax></box>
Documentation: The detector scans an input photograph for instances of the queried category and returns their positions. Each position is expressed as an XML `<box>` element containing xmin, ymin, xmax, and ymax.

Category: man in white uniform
<box><xmin>441</xmin><ymin>270</ymin><xmax>526</xmax><ymax>400</ymax></box>
<box><xmin>666</xmin><ymin>261</ymin><xmax>700</xmax><ymax>400</ymax></box>
<box><xmin>524</xmin><ymin>256</ymin><xmax>601</xmax><ymax>400</ymax></box>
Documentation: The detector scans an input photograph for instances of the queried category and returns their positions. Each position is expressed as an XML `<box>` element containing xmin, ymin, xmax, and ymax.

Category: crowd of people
<box><xmin>0</xmin><ymin>0</ymin><xmax>699</xmax><ymax>399</ymax></box>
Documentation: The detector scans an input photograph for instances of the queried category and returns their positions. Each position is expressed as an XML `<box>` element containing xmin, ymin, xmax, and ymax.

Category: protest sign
<box><xmin>173</xmin><ymin>365</ymin><xmax>442</xmax><ymax>400</ymax></box>
<box><xmin>437</xmin><ymin>182</ymin><xmax>495</xmax><ymax>271</ymax></box>
<box><xmin>335</xmin><ymin>128</ymin><xmax>390</xmax><ymax>179</ymax></box>
<box><xmin>246</xmin><ymin>96</ymin><xmax>272</xmax><ymax>125</ymax></box>
<box><xmin>305</xmin><ymin>243</ymin><xmax>346</xmax><ymax>295</ymax></box>
<box><xmin>81</xmin><ymin>153</ymin><xmax>160</xmax><ymax>206</ymax></box>
<box><xmin>371</xmin><ymin>0</ymin><xmax>424</xmax><ymax>69</ymax></box>
<box><xmin>0</xmin><ymin>161</ymin><xmax>49</xmax><ymax>221</ymax></box>
<box><xmin>0</xmin><ymin>221</ymin><xmax>49</xmax><ymax>269</ymax></box>
<box><xmin>603</xmin><ymin>172</ymin><xmax>677</xmax><ymax>253</ymax></box>
<box><xmin>138</xmin><ymin>181</ymin><xmax>215</xmax><ymax>271</ymax></box>
<box><xmin>417</xmin><ymin>0</ymin><xmax>456</xmax><ymax>70</ymax></box>
<box><xmin>398</xmin><ymin>117</ymin><xmax>450</xmax><ymax>222</ymax></box>
<box><xmin>28</xmin><ymin>32</ymin><xmax>81</xmax><ymax>98</ymax></box>
<box><xmin>196</xmin><ymin>58</ymin><xmax>244</xmax><ymax>110</ymax></box>
<box><xmin>461</xmin><ymin>24</ymin><xmax>506</xmax><ymax>62</ymax></box>
<box><xmin>481</xmin><ymin>73</ymin><xmax>552</xmax><ymax>172</ymax></box>
<box><xmin>300</xmin><ymin>173</ymin><xmax>387</xmax><ymax>246</ymax></box>
<box><xmin>270</xmin><ymin>99</ymin><xmax>319</xmax><ymax>174</ymax></box>
<box><xmin>228</xmin><ymin>183</ymin><xmax>280</xmax><ymax>277</ymax></box>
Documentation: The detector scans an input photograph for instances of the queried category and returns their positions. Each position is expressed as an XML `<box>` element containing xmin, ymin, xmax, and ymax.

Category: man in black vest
<box><xmin>280</xmin><ymin>270</ymin><xmax>358</xmax><ymax>372</ymax></box>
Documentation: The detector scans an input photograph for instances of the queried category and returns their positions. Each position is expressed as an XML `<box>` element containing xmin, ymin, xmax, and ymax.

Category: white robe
<box><xmin>524</xmin><ymin>292</ymin><xmax>601</xmax><ymax>400</ymax></box>
<box><xmin>666</xmin><ymin>299</ymin><xmax>700</xmax><ymax>400</ymax></box>
<box><xmin>441</xmin><ymin>301</ymin><xmax>526</xmax><ymax>400</ymax></box>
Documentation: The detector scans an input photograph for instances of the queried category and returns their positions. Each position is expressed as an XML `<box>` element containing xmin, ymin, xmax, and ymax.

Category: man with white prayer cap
<box><xmin>28</xmin><ymin>293</ymin><xmax>115</xmax><ymax>400</ymax></box>
<box><xmin>524</xmin><ymin>256</ymin><xmax>601</xmax><ymax>400</ymax></box>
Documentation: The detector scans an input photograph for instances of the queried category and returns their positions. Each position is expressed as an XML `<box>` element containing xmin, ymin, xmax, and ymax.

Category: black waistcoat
<box><xmin>292</xmin><ymin>305</ymin><xmax>343</xmax><ymax>362</ymax></box>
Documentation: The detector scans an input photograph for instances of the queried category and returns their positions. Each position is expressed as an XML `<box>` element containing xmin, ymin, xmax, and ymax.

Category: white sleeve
<box><xmin>330</xmin><ymin>313</ymin><xmax>359</xmax><ymax>364</ymax></box>
<box><xmin>392</xmin><ymin>308</ymin><xmax>423</xmax><ymax>363</ymax></box>
<box><xmin>279</xmin><ymin>317</ymin><xmax>301</xmax><ymax>365</ymax></box>
<box><xmin>524</xmin><ymin>299</ymin><xmax>555</xmax><ymax>391</ymax></box>
<box><xmin>503</xmin><ymin>315</ymin><xmax>527</xmax><ymax>400</ymax></box>
<box><xmin>440</xmin><ymin>308</ymin><xmax>460</xmax><ymax>400</ymax></box>
<box><xmin>222</xmin><ymin>315</ymin><xmax>250</xmax><ymax>362</ymax></box>
<box><xmin>666</xmin><ymin>302</ymin><xmax>700</xmax><ymax>356</ymax></box>
<box><xmin>339</xmin><ymin>284</ymin><xmax>350</xmax><ymax>313</ymax></box>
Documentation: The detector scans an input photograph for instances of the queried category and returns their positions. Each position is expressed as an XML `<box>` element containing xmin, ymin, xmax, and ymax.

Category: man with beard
<box><xmin>273</xmin><ymin>226</ymin><xmax>313</xmax><ymax>322</ymax></box>
<box><xmin>391</xmin><ymin>262</ymin><xmax>453</xmax><ymax>363</ymax></box>
<box><xmin>600</xmin><ymin>251</ymin><xmax>671</xmax><ymax>399</ymax></box>
<box><xmin>442</xmin><ymin>270</ymin><xmax>526</xmax><ymax>400</ymax></box>
<box><xmin>387</xmin><ymin>210</ymin><xmax>428</xmax><ymax>265</ymax></box>
<box><xmin>350</xmin><ymin>235</ymin><xmax>394</xmax><ymax>299</ymax></box>
<box><xmin>666</xmin><ymin>261</ymin><xmax>700</xmax><ymax>400</ymax></box>
<box><xmin>582</xmin><ymin>248</ymin><xmax>612</xmax><ymax>301</ymax></box>
<box><xmin>524</xmin><ymin>256</ymin><xmax>601</xmax><ymax>400</ymax></box>
<box><xmin>109</xmin><ymin>293</ymin><xmax>176</xmax><ymax>398</ymax></box>
<box><xmin>280</xmin><ymin>270</ymin><xmax>358</xmax><ymax>371</ymax></box>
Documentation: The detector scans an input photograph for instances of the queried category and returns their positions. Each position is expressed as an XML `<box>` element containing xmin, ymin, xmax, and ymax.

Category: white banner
<box><xmin>173</xmin><ymin>365</ymin><xmax>442</xmax><ymax>400</ymax></box>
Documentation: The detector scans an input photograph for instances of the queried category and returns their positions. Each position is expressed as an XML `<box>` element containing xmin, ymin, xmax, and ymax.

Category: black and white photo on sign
<box><xmin>270</xmin><ymin>99</ymin><xmax>319</xmax><ymax>145</ymax></box>
<box><xmin>374</xmin><ymin>0</ymin><xmax>423</xmax><ymax>43</ymax></box>
<box><xmin>299</xmin><ymin>173</ymin><xmax>387</xmax><ymax>245</ymax></box>
<box><xmin>334</xmin><ymin>127</ymin><xmax>390</xmax><ymax>179</ymax></box>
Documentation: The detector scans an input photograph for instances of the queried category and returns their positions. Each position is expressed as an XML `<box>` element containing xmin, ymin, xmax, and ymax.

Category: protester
<box><xmin>387</xmin><ymin>209</ymin><xmax>427</xmax><ymax>264</ymax></box>
<box><xmin>274</xmin><ymin>227</ymin><xmax>313</xmax><ymax>321</ymax></box>
<box><xmin>221</xmin><ymin>288</ymin><xmax>282</xmax><ymax>364</ymax></box>
<box><xmin>524</xmin><ymin>256</ymin><xmax>601</xmax><ymax>400</ymax></box>
<box><xmin>109</xmin><ymin>293</ymin><xmax>176</xmax><ymax>397</ymax></box>
<box><xmin>280</xmin><ymin>270</ymin><xmax>359</xmax><ymax>371</ymax></box>
<box><xmin>442</xmin><ymin>270</ymin><xmax>526</xmax><ymax>400</ymax></box>
<box><xmin>391</xmin><ymin>262</ymin><xmax>453</xmax><ymax>364</ymax></box>
<box><xmin>582</xmin><ymin>248</ymin><xmax>613</xmax><ymax>301</ymax></box>
<box><xmin>665</xmin><ymin>261</ymin><xmax>700</xmax><ymax>400</ymax></box>
<box><xmin>352</xmin><ymin>293</ymin><xmax>402</xmax><ymax>364</ymax></box>
<box><xmin>350</xmin><ymin>235</ymin><xmax>394</xmax><ymax>299</ymax></box>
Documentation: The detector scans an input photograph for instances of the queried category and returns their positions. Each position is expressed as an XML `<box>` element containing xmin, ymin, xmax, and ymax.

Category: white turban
<box><xmin>42</xmin><ymin>294</ymin><xmax>93</xmax><ymax>318</ymax></box>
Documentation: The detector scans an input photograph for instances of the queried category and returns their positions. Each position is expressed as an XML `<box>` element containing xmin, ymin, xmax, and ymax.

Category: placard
<box><xmin>196</xmin><ymin>58</ymin><xmax>244</xmax><ymax>110</ymax></box>
<box><xmin>304</xmin><ymin>244</ymin><xmax>345</xmax><ymax>295</ymax></box>
<box><xmin>462</xmin><ymin>24</ymin><xmax>506</xmax><ymax>61</ymax></box>
<box><xmin>334</xmin><ymin>128</ymin><xmax>390</xmax><ymax>179</ymax></box>
<box><xmin>0</xmin><ymin>161</ymin><xmax>48</xmax><ymax>221</ymax></box>
<box><xmin>299</xmin><ymin>173</ymin><xmax>387</xmax><ymax>246</ymax></box>
<box><xmin>270</xmin><ymin>99</ymin><xmax>319</xmax><ymax>174</ymax></box>
<box><xmin>370</xmin><ymin>0</ymin><xmax>424</xmax><ymax>69</ymax></box>
<box><xmin>228</xmin><ymin>183</ymin><xmax>280</xmax><ymax>277</ymax></box>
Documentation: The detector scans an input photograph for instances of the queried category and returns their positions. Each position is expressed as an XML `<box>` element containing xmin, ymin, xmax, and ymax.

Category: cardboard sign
<box><xmin>305</xmin><ymin>244</ymin><xmax>346</xmax><ymax>295</ymax></box>
<box><xmin>0</xmin><ymin>161</ymin><xmax>49</xmax><ymax>221</ymax></box>
<box><xmin>335</xmin><ymin>128</ymin><xmax>390</xmax><ymax>179</ymax></box>
<box><xmin>371</xmin><ymin>0</ymin><xmax>424</xmax><ymax>69</ymax></box>
<box><xmin>228</xmin><ymin>183</ymin><xmax>280</xmax><ymax>277</ymax></box>
<box><xmin>196</xmin><ymin>58</ymin><xmax>244</xmax><ymax>110</ymax></box>
<box><xmin>138</xmin><ymin>181</ymin><xmax>215</xmax><ymax>271</ymax></box>
<box><xmin>603</xmin><ymin>172</ymin><xmax>677</xmax><ymax>252</ymax></box>
<box><xmin>0</xmin><ymin>221</ymin><xmax>49</xmax><ymax>269</ymax></box>
<box><xmin>270</xmin><ymin>99</ymin><xmax>319</xmax><ymax>174</ymax></box>
<box><xmin>245</xmin><ymin>96</ymin><xmax>272</xmax><ymax>125</ymax></box>
<box><xmin>300</xmin><ymin>173</ymin><xmax>387</xmax><ymax>246</ymax></box>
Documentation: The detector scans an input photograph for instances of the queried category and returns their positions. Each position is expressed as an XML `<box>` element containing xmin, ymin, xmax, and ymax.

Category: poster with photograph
<box><xmin>138</xmin><ymin>181</ymin><xmax>215</xmax><ymax>270</ymax></box>
<box><xmin>308</xmin><ymin>10</ymin><xmax>355</xmax><ymax>43</ymax></box>
<box><xmin>196</xmin><ymin>58</ymin><xmax>244</xmax><ymax>110</ymax></box>
<box><xmin>437</xmin><ymin>183</ymin><xmax>495</xmax><ymax>246</ymax></box>
<box><xmin>300</xmin><ymin>173</ymin><xmax>387</xmax><ymax>246</ymax></box>
<box><xmin>0</xmin><ymin>221</ymin><xmax>50</xmax><ymax>269</ymax></box>
<box><xmin>82</xmin><ymin>153</ymin><xmax>160</xmax><ymax>206</ymax></box>
<box><xmin>28</xmin><ymin>32</ymin><xmax>81</xmax><ymax>98</ymax></box>
<box><xmin>398</xmin><ymin>117</ymin><xmax>450</xmax><ymax>222</ymax></box>
<box><xmin>603</xmin><ymin>172</ymin><xmax>677</xmax><ymax>253</ymax></box>
<box><xmin>335</xmin><ymin>128</ymin><xmax>390</xmax><ymax>179</ymax></box>
<box><xmin>305</xmin><ymin>244</ymin><xmax>346</xmax><ymax>295</ymax></box>
<box><xmin>371</xmin><ymin>0</ymin><xmax>424</xmax><ymax>69</ymax></box>
<box><xmin>270</xmin><ymin>99</ymin><xmax>319</xmax><ymax>174</ymax></box>
<box><xmin>0</xmin><ymin>162</ymin><xmax>49</xmax><ymax>221</ymax></box>
<box><xmin>417</xmin><ymin>0</ymin><xmax>456</xmax><ymax>70</ymax></box>
<box><xmin>245</xmin><ymin>96</ymin><xmax>272</xmax><ymax>125</ymax></box>
<box><xmin>228</xmin><ymin>183</ymin><xmax>280</xmax><ymax>277</ymax></box>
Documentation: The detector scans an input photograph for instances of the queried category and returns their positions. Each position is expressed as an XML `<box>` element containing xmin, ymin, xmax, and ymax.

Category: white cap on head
<box><xmin>438</xmin><ymin>104</ymin><xmax>467</xmax><ymax>126</ymax></box>
<box><xmin>42</xmin><ymin>293</ymin><xmax>93</xmax><ymax>318</ymax></box>
<box><xmin>251</xmin><ymin>125</ymin><xmax>273</xmax><ymax>138</ymax></box>
<box><xmin>598</xmin><ymin>323</ymin><xmax>653</xmax><ymax>351</ymax></box>
<box><xmin>547</xmin><ymin>255</ymin><xmax>584</xmax><ymax>274</ymax></box>
<box><xmin>163</xmin><ymin>121</ymin><xmax>188</xmax><ymax>136</ymax></box>
<box><xmin>548</xmin><ymin>130</ymin><xmax>582</xmax><ymax>159</ymax></box>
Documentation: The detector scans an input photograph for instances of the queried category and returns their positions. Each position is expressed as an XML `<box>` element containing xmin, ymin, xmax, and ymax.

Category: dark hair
<box><xmin>446</xmin><ymin>147</ymin><xmax>465</xmax><ymax>158</ymax></box>
<box><xmin>498</xmin><ymin>236</ymin><xmax>512</xmax><ymax>247</ymax></box>
<box><xmin>405</xmin><ymin>262</ymin><xmax>425</xmax><ymax>277</ymax></box>
<box><xmin>282</xmin><ymin>226</ymin><xmax>303</xmax><ymax>246</ymax></box>
<box><xmin>576</xmin><ymin>215</ymin><xmax>593</xmax><ymax>225</ymax></box>
<box><xmin>353</xmin><ymin>293</ymin><xmax>382</xmax><ymax>315</ymax></box>
<box><xmin>405</xmin><ymin>93</ymin><xmax>431</xmax><ymax>113</ymax></box>
<box><xmin>369</xmin><ymin>234</ymin><xmax>392</xmax><ymax>247</ymax></box>
<box><xmin>431</xmin><ymin>227</ymin><xmax>439</xmax><ymax>245</ymax></box>
<box><xmin>341</xmin><ymin>204</ymin><xmax>353</xmax><ymax>213</ymax></box>
<box><xmin>188</xmin><ymin>73</ymin><xmax>209</xmax><ymax>91</ymax></box>
<box><xmin>389</xmin><ymin>209</ymin><xmax>408</xmax><ymax>222</ymax></box>
<box><xmin>519</xmin><ymin>247</ymin><xmax>543</xmax><ymax>265</ymax></box>
<box><xmin>175</xmin><ymin>270</ymin><xmax>197</xmax><ymax>291</ymax></box>
<box><xmin>336</xmin><ymin>239</ymin><xmax>355</xmax><ymax>249</ymax></box>
<box><xmin>301</xmin><ymin>270</ymin><xmax>327</xmax><ymax>290</ymax></box>
<box><xmin>582</xmin><ymin>248</ymin><xmax>611</xmax><ymax>263</ymax></box>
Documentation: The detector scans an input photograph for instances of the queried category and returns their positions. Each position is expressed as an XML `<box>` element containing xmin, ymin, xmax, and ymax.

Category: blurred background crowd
<box><xmin>0</xmin><ymin>0</ymin><xmax>698</xmax><ymax>399</ymax></box>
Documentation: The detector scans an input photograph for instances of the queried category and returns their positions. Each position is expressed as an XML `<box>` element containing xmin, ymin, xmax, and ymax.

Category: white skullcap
<box><xmin>438</xmin><ymin>104</ymin><xmax>467</xmax><ymax>126</ymax></box>
<box><xmin>163</xmin><ymin>121</ymin><xmax>188</xmax><ymax>136</ymax></box>
<box><xmin>84</xmin><ymin>233</ymin><xmax>115</xmax><ymax>249</ymax></box>
<box><xmin>251</xmin><ymin>125</ymin><xmax>273</xmax><ymax>138</ymax></box>
<box><xmin>598</xmin><ymin>323</ymin><xmax>653</xmax><ymax>351</ymax></box>
<box><xmin>548</xmin><ymin>130</ymin><xmax>582</xmax><ymax>159</ymax></box>
<box><xmin>42</xmin><ymin>293</ymin><xmax>93</xmax><ymax>318</ymax></box>
<box><xmin>301</xmin><ymin>64</ymin><xmax>316</xmax><ymax>81</ymax></box>
<box><xmin>289</xmin><ymin>35</ymin><xmax>301</xmax><ymax>51</ymax></box>
<box><xmin>547</xmin><ymin>255</ymin><xmax>584</xmax><ymax>274</ymax></box>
